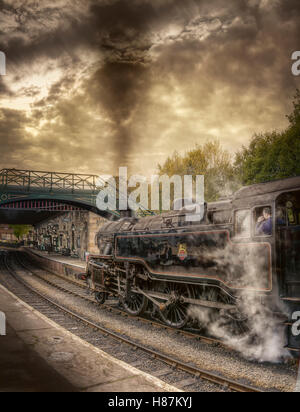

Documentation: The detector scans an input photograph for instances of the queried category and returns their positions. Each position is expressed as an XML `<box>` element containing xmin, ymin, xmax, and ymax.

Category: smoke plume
<box><xmin>88</xmin><ymin>61</ymin><xmax>149</xmax><ymax>171</ymax></box>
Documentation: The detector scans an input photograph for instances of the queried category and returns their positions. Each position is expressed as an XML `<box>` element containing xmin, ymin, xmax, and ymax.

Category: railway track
<box><xmin>0</xmin><ymin>250</ymin><xmax>263</xmax><ymax>392</ymax></box>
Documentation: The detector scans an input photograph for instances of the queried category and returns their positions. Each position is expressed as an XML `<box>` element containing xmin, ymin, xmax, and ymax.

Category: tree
<box><xmin>158</xmin><ymin>141</ymin><xmax>239</xmax><ymax>202</ymax></box>
<box><xmin>10</xmin><ymin>225</ymin><xmax>31</xmax><ymax>241</ymax></box>
<box><xmin>235</xmin><ymin>90</ymin><xmax>300</xmax><ymax>185</ymax></box>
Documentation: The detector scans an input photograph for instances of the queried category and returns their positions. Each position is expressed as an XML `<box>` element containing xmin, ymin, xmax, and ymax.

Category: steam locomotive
<box><xmin>86</xmin><ymin>176</ymin><xmax>300</xmax><ymax>355</ymax></box>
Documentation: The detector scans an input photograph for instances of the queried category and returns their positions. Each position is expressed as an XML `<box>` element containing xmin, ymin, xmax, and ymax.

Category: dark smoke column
<box><xmin>87</xmin><ymin>0</ymin><xmax>158</xmax><ymax>173</ymax></box>
<box><xmin>91</xmin><ymin>61</ymin><xmax>149</xmax><ymax>172</ymax></box>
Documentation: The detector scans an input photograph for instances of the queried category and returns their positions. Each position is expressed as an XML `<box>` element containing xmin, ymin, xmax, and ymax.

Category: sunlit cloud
<box><xmin>0</xmin><ymin>0</ymin><xmax>299</xmax><ymax>176</ymax></box>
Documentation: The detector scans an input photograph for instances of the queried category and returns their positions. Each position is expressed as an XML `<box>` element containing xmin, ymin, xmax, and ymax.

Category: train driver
<box><xmin>256</xmin><ymin>207</ymin><xmax>272</xmax><ymax>236</ymax></box>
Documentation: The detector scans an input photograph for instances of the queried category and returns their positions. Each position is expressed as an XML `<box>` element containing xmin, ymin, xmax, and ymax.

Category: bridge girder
<box><xmin>0</xmin><ymin>168</ymin><xmax>120</xmax><ymax>224</ymax></box>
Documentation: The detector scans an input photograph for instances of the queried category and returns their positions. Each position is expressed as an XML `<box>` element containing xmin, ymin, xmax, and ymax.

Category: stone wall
<box><xmin>34</xmin><ymin>211</ymin><xmax>107</xmax><ymax>260</ymax></box>
<box><xmin>0</xmin><ymin>225</ymin><xmax>17</xmax><ymax>242</ymax></box>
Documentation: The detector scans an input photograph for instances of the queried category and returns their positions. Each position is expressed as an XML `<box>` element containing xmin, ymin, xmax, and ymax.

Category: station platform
<box><xmin>25</xmin><ymin>248</ymin><xmax>86</xmax><ymax>269</ymax></box>
<box><xmin>0</xmin><ymin>285</ymin><xmax>179</xmax><ymax>392</ymax></box>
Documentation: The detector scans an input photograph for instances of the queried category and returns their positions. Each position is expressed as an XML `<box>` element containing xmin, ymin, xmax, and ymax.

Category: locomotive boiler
<box><xmin>86</xmin><ymin>176</ymin><xmax>300</xmax><ymax>355</ymax></box>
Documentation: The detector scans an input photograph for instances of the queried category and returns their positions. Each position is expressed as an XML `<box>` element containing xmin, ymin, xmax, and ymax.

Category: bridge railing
<box><xmin>0</xmin><ymin>169</ymin><xmax>99</xmax><ymax>193</ymax></box>
<box><xmin>0</xmin><ymin>168</ymin><xmax>156</xmax><ymax>218</ymax></box>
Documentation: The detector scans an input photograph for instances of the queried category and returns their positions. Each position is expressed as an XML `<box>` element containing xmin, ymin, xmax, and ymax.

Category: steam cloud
<box><xmin>188</xmin><ymin>241</ymin><xmax>290</xmax><ymax>363</ymax></box>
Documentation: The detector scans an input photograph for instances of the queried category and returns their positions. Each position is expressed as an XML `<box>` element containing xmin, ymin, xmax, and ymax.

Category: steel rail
<box><xmin>3</xmin><ymin>252</ymin><xmax>263</xmax><ymax>393</ymax></box>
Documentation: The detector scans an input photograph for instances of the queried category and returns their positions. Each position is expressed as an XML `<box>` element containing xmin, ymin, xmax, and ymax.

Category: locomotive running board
<box><xmin>135</xmin><ymin>287</ymin><xmax>235</xmax><ymax>311</ymax></box>
<box><xmin>184</xmin><ymin>297</ymin><xmax>235</xmax><ymax>310</ymax></box>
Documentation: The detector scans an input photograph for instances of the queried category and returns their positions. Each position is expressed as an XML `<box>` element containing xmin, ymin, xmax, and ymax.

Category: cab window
<box><xmin>286</xmin><ymin>201</ymin><xmax>297</xmax><ymax>225</ymax></box>
<box><xmin>276</xmin><ymin>192</ymin><xmax>300</xmax><ymax>227</ymax></box>
<box><xmin>235</xmin><ymin>210</ymin><xmax>251</xmax><ymax>238</ymax></box>
<box><xmin>254</xmin><ymin>206</ymin><xmax>272</xmax><ymax>236</ymax></box>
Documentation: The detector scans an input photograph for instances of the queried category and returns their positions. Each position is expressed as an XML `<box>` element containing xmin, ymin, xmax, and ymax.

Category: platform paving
<box><xmin>26</xmin><ymin>248</ymin><xmax>86</xmax><ymax>269</ymax></box>
<box><xmin>0</xmin><ymin>284</ymin><xmax>180</xmax><ymax>392</ymax></box>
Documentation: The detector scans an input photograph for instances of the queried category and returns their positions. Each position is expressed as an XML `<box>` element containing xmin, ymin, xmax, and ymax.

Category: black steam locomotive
<box><xmin>86</xmin><ymin>176</ymin><xmax>300</xmax><ymax>355</ymax></box>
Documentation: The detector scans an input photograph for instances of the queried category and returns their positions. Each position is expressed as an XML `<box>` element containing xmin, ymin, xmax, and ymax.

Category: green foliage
<box><xmin>157</xmin><ymin>90</ymin><xmax>300</xmax><ymax>202</ymax></box>
<box><xmin>287</xmin><ymin>89</ymin><xmax>300</xmax><ymax>127</ymax></box>
<box><xmin>158</xmin><ymin>141</ymin><xmax>240</xmax><ymax>202</ymax></box>
<box><xmin>9</xmin><ymin>225</ymin><xmax>31</xmax><ymax>240</ymax></box>
<box><xmin>235</xmin><ymin>90</ymin><xmax>300</xmax><ymax>185</ymax></box>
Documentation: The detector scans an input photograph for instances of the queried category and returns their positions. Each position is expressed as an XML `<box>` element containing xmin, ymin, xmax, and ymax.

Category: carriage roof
<box><xmin>232</xmin><ymin>176</ymin><xmax>300</xmax><ymax>208</ymax></box>
<box><xmin>234</xmin><ymin>176</ymin><xmax>300</xmax><ymax>199</ymax></box>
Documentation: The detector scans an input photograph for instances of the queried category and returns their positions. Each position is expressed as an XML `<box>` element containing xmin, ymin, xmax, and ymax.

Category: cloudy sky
<box><xmin>0</xmin><ymin>0</ymin><xmax>299</xmax><ymax>176</ymax></box>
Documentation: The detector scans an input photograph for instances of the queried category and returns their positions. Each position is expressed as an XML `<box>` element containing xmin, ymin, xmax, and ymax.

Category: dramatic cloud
<box><xmin>0</xmin><ymin>0</ymin><xmax>299</xmax><ymax>175</ymax></box>
<box><xmin>0</xmin><ymin>107</ymin><xmax>30</xmax><ymax>165</ymax></box>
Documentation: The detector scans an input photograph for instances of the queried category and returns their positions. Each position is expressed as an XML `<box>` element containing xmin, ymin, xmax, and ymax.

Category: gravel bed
<box><xmin>0</xmin><ymin>258</ymin><xmax>225</xmax><ymax>392</ymax></box>
<box><xmin>6</xmin><ymin>255</ymin><xmax>299</xmax><ymax>392</ymax></box>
